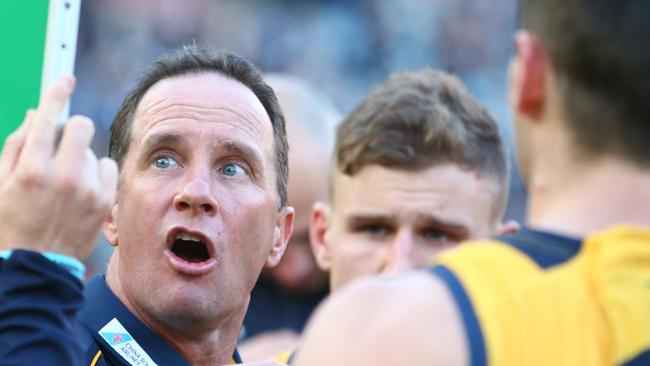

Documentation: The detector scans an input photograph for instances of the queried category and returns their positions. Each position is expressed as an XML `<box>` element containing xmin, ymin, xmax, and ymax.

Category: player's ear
<box><xmin>509</xmin><ymin>30</ymin><xmax>549</xmax><ymax>121</ymax></box>
<box><xmin>265</xmin><ymin>205</ymin><xmax>295</xmax><ymax>268</ymax></box>
<box><xmin>498</xmin><ymin>219</ymin><xmax>520</xmax><ymax>236</ymax></box>
<box><xmin>310</xmin><ymin>201</ymin><xmax>332</xmax><ymax>271</ymax></box>
<box><xmin>103</xmin><ymin>203</ymin><xmax>119</xmax><ymax>247</ymax></box>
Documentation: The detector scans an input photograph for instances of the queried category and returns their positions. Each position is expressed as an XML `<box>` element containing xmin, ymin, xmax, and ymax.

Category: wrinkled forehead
<box><xmin>132</xmin><ymin>72</ymin><xmax>274</xmax><ymax>142</ymax></box>
<box><xmin>331</xmin><ymin>163</ymin><xmax>503</xmax><ymax>226</ymax></box>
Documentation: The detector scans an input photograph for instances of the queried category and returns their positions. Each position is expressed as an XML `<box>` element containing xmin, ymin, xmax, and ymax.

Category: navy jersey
<box><xmin>0</xmin><ymin>250</ymin><xmax>88</xmax><ymax>366</ymax></box>
<box><xmin>79</xmin><ymin>276</ymin><xmax>242</xmax><ymax>365</ymax></box>
<box><xmin>243</xmin><ymin>278</ymin><xmax>327</xmax><ymax>340</ymax></box>
<box><xmin>0</xmin><ymin>250</ymin><xmax>242</xmax><ymax>365</ymax></box>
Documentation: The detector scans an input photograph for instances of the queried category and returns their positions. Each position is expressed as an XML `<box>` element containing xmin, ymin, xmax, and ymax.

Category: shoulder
<box><xmin>293</xmin><ymin>272</ymin><xmax>467</xmax><ymax>366</ymax></box>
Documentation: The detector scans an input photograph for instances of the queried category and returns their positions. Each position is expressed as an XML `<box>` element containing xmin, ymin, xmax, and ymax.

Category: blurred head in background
<box><xmin>261</xmin><ymin>74</ymin><xmax>340</xmax><ymax>295</ymax></box>
<box><xmin>512</xmin><ymin>0</ymin><xmax>650</xmax><ymax>183</ymax></box>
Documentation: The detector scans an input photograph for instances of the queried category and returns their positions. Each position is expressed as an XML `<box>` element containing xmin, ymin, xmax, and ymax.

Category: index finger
<box><xmin>19</xmin><ymin>76</ymin><xmax>75</xmax><ymax>166</ymax></box>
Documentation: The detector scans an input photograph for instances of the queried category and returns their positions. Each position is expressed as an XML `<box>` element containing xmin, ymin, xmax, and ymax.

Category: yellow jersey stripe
<box><xmin>90</xmin><ymin>350</ymin><xmax>102</xmax><ymax>366</ymax></box>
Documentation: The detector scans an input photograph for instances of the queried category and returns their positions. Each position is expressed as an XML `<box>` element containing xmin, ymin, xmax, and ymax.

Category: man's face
<box><xmin>312</xmin><ymin>164</ymin><xmax>499</xmax><ymax>292</ymax></box>
<box><xmin>104</xmin><ymin>72</ymin><xmax>293</xmax><ymax>331</ymax></box>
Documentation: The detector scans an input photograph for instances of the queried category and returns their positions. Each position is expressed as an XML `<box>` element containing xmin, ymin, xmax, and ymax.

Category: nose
<box><xmin>173</xmin><ymin>172</ymin><xmax>218</xmax><ymax>216</ymax></box>
<box><xmin>381</xmin><ymin>230</ymin><xmax>415</xmax><ymax>277</ymax></box>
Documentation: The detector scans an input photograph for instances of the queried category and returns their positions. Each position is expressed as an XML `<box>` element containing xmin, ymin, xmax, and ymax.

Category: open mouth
<box><xmin>170</xmin><ymin>231</ymin><xmax>211</xmax><ymax>263</ymax></box>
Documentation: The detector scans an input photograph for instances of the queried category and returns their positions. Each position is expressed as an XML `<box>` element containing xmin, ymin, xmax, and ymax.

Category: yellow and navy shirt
<box><xmin>273</xmin><ymin>348</ymin><xmax>297</xmax><ymax>364</ymax></box>
<box><xmin>430</xmin><ymin>225</ymin><xmax>650</xmax><ymax>366</ymax></box>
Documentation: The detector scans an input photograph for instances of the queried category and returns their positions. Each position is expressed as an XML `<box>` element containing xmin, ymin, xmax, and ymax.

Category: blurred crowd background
<box><xmin>70</xmin><ymin>0</ymin><xmax>526</xmax><ymax>276</ymax></box>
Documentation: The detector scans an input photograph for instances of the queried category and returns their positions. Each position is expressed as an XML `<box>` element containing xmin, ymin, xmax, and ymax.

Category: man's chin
<box><xmin>151</xmin><ymin>295</ymin><xmax>225</xmax><ymax>328</ymax></box>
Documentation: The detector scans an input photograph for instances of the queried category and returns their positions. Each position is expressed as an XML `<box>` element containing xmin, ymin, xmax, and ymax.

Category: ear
<box><xmin>509</xmin><ymin>30</ymin><xmax>549</xmax><ymax>120</ymax></box>
<box><xmin>497</xmin><ymin>219</ymin><xmax>521</xmax><ymax>236</ymax></box>
<box><xmin>309</xmin><ymin>201</ymin><xmax>332</xmax><ymax>272</ymax></box>
<box><xmin>265</xmin><ymin>206</ymin><xmax>295</xmax><ymax>268</ymax></box>
<box><xmin>103</xmin><ymin>203</ymin><xmax>119</xmax><ymax>247</ymax></box>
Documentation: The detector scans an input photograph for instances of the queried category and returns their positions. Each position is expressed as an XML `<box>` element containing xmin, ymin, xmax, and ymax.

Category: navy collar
<box><xmin>79</xmin><ymin>275</ymin><xmax>242</xmax><ymax>365</ymax></box>
<box><xmin>496</xmin><ymin>227</ymin><xmax>583</xmax><ymax>269</ymax></box>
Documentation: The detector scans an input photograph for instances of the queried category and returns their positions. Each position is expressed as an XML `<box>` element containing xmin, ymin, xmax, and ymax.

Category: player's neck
<box><xmin>527</xmin><ymin>157</ymin><xmax>650</xmax><ymax>238</ymax></box>
<box><xmin>168</xmin><ymin>328</ymin><xmax>241</xmax><ymax>366</ymax></box>
<box><xmin>153</xmin><ymin>311</ymin><xmax>243</xmax><ymax>366</ymax></box>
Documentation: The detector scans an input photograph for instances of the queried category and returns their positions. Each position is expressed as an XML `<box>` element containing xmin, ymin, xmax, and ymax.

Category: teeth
<box><xmin>175</xmin><ymin>232</ymin><xmax>203</xmax><ymax>243</ymax></box>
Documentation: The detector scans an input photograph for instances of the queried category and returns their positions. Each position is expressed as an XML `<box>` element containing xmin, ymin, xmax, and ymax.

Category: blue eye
<box><xmin>222</xmin><ymin>163</ymin><xmax>247</xmax><ymax>177</ymax></box>
<box><xmin>364</xmin><ymin>224</ymin><xmax>389</xmax><ymax>236</ymax></box>
<box><xmin>153</xmin><ymin>156</ymin><xmax>177</xmax><ymax>170</ymax></box>
<box><xmin>356</xmin><ymin>224</ymin><xmax>392</xmax><ymax>238</ymax></box>
<box><xmin>425</xmin><ymin>229</ymin><xmax>450</xmax><ymax>242</ymax></box>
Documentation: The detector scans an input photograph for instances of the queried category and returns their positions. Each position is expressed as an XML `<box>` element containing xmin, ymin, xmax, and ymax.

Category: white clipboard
<box><xmin>41</xmin><ymin>0</ymin><xmax>81</xmax><ymax>124</ymax></box>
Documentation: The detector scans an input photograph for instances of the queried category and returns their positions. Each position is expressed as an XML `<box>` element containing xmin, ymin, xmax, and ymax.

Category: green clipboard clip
<box><xmin>0</xmin><ymin>0</ymin><xmax>81</xmax><ymax>149</ymax></box>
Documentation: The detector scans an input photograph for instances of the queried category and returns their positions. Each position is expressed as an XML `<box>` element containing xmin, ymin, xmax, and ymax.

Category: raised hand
<box><xmin>0</xmin><ymin>76</ymin><xmax>118</xmax><ymax>260</ymax></box>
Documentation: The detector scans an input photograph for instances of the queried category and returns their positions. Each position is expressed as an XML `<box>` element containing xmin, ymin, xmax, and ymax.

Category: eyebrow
<box><xmin>346</xmin><ymin>213</ymin><xmax>396</xmax><ymax>226</ymax></box>
<box><xmin>218</xmin><ymin>140</ymin><xmax>262</xmax><ymax>164</ymax></box>
<box><xmin>141</xmin><ymin>132</ymin><xmax>190</xmax><ymax>153</ymax></box>
<box><xmin>416</xmin><ymin>214</ymin><xmax>470</xmax><ymax>238</ymax></box>
<box><xmin>345</xmin><ymin>212</ymin><xmax>470</xmax><ymax>237</ymax></box>
<box><xmin>140</xmin><ymin>133</ymin><xmax>261</xmax><ymax>160</ymax></box>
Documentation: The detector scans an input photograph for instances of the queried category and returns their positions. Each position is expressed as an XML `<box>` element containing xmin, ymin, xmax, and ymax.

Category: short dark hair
<box><xmin>335</xmin><ymin>69</ymin><xmax>508</xmax><ymax>217</ymax></box>
<box><xmin>109</xmin><ymin>46</ymin><xmax>289</xmax><ymax>207</ymax></box>
<box><xmin>520</xmin><ymin>0</ymin><xmax>650</xmax><ymax>166</ymax></box>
